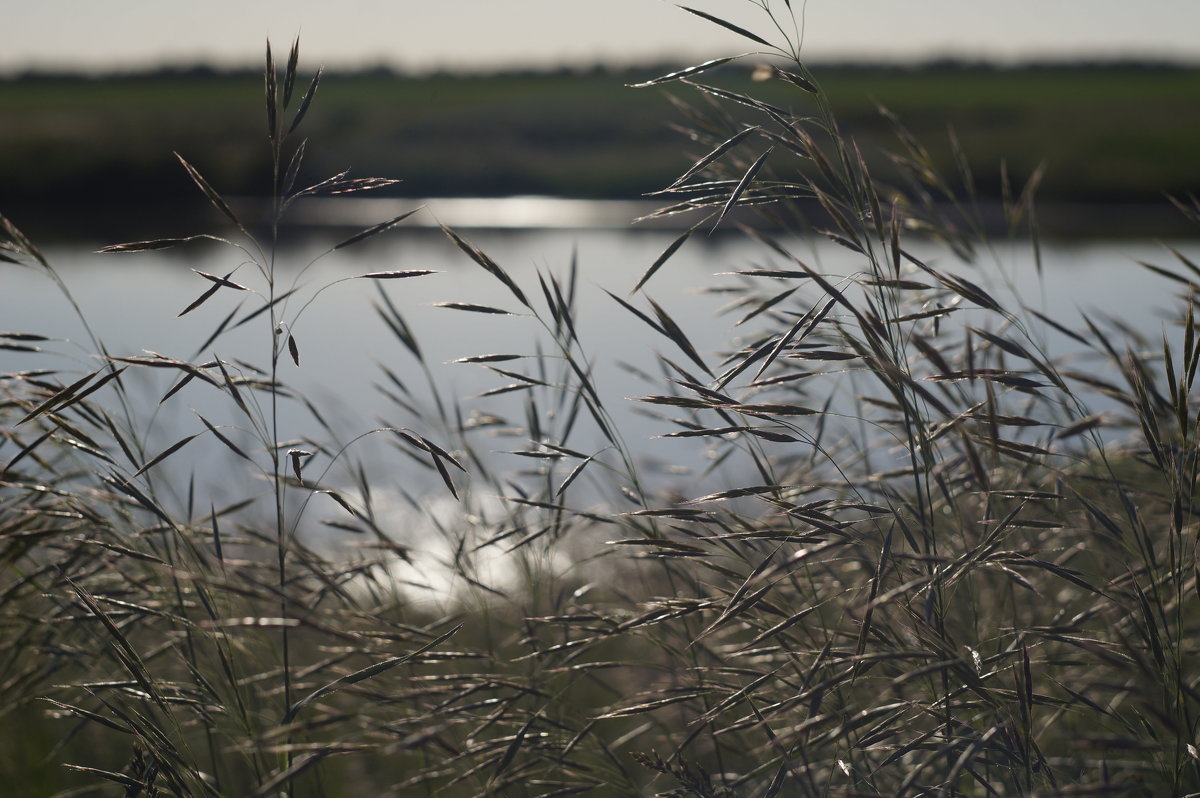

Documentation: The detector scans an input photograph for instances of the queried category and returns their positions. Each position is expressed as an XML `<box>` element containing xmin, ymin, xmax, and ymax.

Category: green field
<box><xmin>2</xmin><ymin>62</ymin><xmax>1198</xmax><ymax>238</ymax></box>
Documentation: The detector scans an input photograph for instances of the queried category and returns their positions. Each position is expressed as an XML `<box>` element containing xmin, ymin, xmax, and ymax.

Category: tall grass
<box><xmin>2</xmin><ymin>4</ymin><xmax>1199</xmax><ymax>796</ymax></box>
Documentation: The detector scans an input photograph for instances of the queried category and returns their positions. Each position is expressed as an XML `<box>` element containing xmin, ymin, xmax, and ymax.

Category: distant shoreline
<box><xmin>10</xmin><ymin>196</ymin><xmax>1198</xmax><ymax>243</ymax></box>
<box><xmin>5</xmin><ymin>56</ymin><xmax>1199</xmax><ymax>81</ymax></box>
<box><xmin>3</xmin><ymin>64</ymin><xmax>1198</xmax><ymax>241</ymax></box>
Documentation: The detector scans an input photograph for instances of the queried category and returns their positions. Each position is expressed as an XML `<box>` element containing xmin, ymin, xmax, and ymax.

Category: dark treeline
<box><xmin>2</xmin><ymin>56</ymin><xmax>1195</xmax><ymax>82</ymax></box>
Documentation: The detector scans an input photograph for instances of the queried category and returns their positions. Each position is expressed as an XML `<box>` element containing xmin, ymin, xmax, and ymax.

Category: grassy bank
<box><xmin>3</xmin><ymin>5</ymin><xmax>1200</xmax><ymax>795</ymax></box>
<box><xmin>2</xmin><ymin>59</ymin><xmax>1200</xmax><ymax>239</ymax></box>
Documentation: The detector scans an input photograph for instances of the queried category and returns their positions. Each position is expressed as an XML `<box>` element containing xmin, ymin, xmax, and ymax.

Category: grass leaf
<box><xmin>333</xmin><ymin>208</ymin><xmax>421</xmax><ymax>250</ymax></box>
<box><xmin>288</xmin><ymin>66</ymin><xmax>323</xmax><ymax>135</ymax></box>
<box><xmin>198</xmin><ymin>414</ymin><xmax>254</xmax><ymax>463</ymax></box>
<box><xmin>194</xmin><ymin>269</ymin><xmax>248</xmax><ymax>291</ymax></box>
<box><xmin>283</xmin><ymin>138</ymin><xmax>307</xmax><ymax>195</ymax></box>
<box><xmin>97</xmin><ymin>234</ymin><xmax>221</xmax><ymax>254</ymax></box>
<box><xmin>628</xmin><ymin>55</ymin><xmax>739</xmax><ymax>87</ymax></box>
<box><xmin>284</xmin><ymin>624</ymin><xmax>461</xmax><ymax>723</ymax></box>
<box><xmin>434</xmin><ymin>302</ymin><xmax>513</xmax><ymax>315</ymax></box>
<box><xmin>441</xmin><ymin>225</ymin><xmax>532</xmax><ymax>309</ymax></box>
<box><xmin>265</xmin><ymin>39</ymin><xmax>278</xmax><ymax>140</ymax></box>
<box><xmin>358</xmin><ymin>269</ymin><xmax>437</xmax><ymax>280</ymax></box>
<box><xmin>713</xmin><ymin>148</ymin><xmax>772</xmax><ymax>232</ymax></box>
<box><xmin>175</xmin><ymin>152</ymin><xmax>249</xmax><ymax>235</ymax></box>
<box><xmin>679</xmin><ymin>6</ymin><xmax>774</xmax><ymax>48</ymax></box>
<box><xmin>132</xmin><ymin>433</ymin><xmax>202</xmax><ymax>478</ymax></box>
<box><xmin>283</xmin><ymin>37</ymin><xmax>300</xmax><ymax>109</ymax></box>
<box><xmin>632</xmin><ymin>228</ymin><xmax>693</xmax><ymax>295</ymax></box>
<box><xmin>178</xmin><ymin>283</ymin><xmax>222</xmax><ymax>318</ymax></box>
<box><xmin>661</xmin><ymin>126</ymin><xmax>759</xmax><ymax>193</ymax></box>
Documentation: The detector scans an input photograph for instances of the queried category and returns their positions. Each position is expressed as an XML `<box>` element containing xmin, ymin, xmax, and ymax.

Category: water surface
<box><xmin>3</xmin><ymin>225</ymin><xmax>1195</xmax><ymax>505</ymax></box>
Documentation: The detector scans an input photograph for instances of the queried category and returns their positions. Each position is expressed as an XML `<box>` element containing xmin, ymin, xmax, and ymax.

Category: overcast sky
<box><xmin>4</xmin><ymin>0</ymin><xmax>1198</xmax><ymax>74</ymax></box>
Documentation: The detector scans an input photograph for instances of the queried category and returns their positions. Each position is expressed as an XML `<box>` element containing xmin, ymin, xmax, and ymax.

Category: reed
<box><xmin>2</xmin><ymin>4</ymin><xmax>1198</xmax><ymax>796</ymax></box>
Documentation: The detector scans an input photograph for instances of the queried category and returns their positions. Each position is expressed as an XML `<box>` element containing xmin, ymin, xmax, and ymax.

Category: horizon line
<box><xmin>4</xmin><ymin>51</ymin><xmax>1199</xmax><ymax>81</ymax></box>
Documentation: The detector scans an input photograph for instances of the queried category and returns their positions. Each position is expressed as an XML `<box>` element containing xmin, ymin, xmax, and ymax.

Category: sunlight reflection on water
<box><xmin>288</xmin><ymin>196</ymin><xmax>663</xmax><ymax>230</ymax></box>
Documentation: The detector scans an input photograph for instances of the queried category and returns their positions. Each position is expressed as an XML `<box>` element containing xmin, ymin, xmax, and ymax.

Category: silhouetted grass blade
<box><xmin>714</xmin><ymin>148</ymin><xmax>772</xmax><ymax>231</ymax></box>
<box><xmin>627</xmin><ymin>55</ymin><xmax>738</xmax><ymax>87</ymax></box>
<box><xmin>287</xmin><ymin>448</ymin><xmax>312</xmax><ymax>482</ymax></box>
<box><xmin>283</xmin><ymin>138</ymin><xmax>307</xmax><ymax>196</ymax></box>
<box><xmin>491</xmin><ymin>713</ymin><xmax>539</xmax><ymax>782</ymax></box>
<box><xmin>17</xmin><ymin>366</ymin><xmax>126</xmax><ymax>426</ymax></box>
<box><xmin>215</xmin><ymin>358</ymin><xmax>250</xmax><ymax>419</ymax></box>
<box><xmin>194</xmin><ymin>270</ymin><xmax>248</xmax><ymax>291</ymax></box>
<box><xmin>283</xmin><ymin>38</ymin><xmax>300</xmax><ymax>109</ymax></box>
<box><xmin>179</xmin><ymin>270</ymin><xmax>247</xmax><ymax>317</ymax></box>
<box><xmin>375</xmin><ymin>289</ymin><xmax>423</xmax><ymax>361</ymax></box>
<box><xmin>604</xmin><ymin>289</ymin><xmax>666</xmax><ymax>336</ymax></box>
<box><xmin>318</xmin><ymin>489</ymin><xmax>360</xmax><ymax>518</ymax></box>
<box><xmin>198</xmin><ymin>415</ymin><xmax>254</xmax><ymax>463</ymax></box>
<box><xmin>174</xmin><ymin>153</ymin><xmax>249</xmax><ymax>235</ymax></box>
<box><xmin>64</xmin><ymin>576</ymin><xmax>169</xmax><ymax>710</ymax></box>
<box><xmin>441</xmin><ymin>226</ymin><xmax>532</xmax><ymax>309</ymax></box>
<box><xmin>288</xmin><ymin>66</ymin><xmax>322</xmax><ymax>135</ymax></box>
<box><xmin>735</xmin><ymin>286</ymin><xmax>796</xmax><ymax>327</ymax></box>
<box><xmin>3</xmin><ymin>428</ymin><xmax>54</xmax><ymax>475</ymax></box>
<box><xmin>358</xmin><ymin>270</ymin><xmax>437</xmax><ymax>280</ymax></box>
<box><xmin>660</xmin><ymin>126</ymin><xmax>758</xmax><ymax>192</ymax></box>
<box><xmin>97</xmin><ymin>234</ymin><xmax>221</xmax><ymax>253</ymax></box>
<box><xmin>283</xmin><ymin>624</ymin><xmax>461</xmax><ymax>723</ymax></box>
<box><xmin>647</xmin><ymin>298</ymin><xmax>712</xmax><ymax>376</ymax></box>
<box><xmin>557</xmin><ymin>455</ymin><xmax>596</xmax><ymax>497</ymax></box>
<box><xmin>160</xmin><ymin>372</ymin><xmax>197</xmax><ymax>403</ymax></box>
<box><xmin>132</xmin><ymin>433</ymin><xmax>202</xmax><ymax>478</ymax></box>
<box><xmin>230</xmin><ymin>286</ymin><xmax>301</xmax><ymax>332</ymax></box>
<box><xmin>179</xmin><ymin>283</ymin><xmax>222</xmax><ymax>318</ymax></box>
<box><xmin>1</xmin><ymin>214</ymin><xmax>48</xmax><ymax>268</ymax></box>
<box><xmin>451</xmin><ymin>354</ymin><xmax>522</xmax><ymax>364</ymax></box>
<box><xmin>683</xmin><ymin>81</ymin><xmax>791</xmax><ymax>126</ymax></box>
<box><xmin>679</xmin><ymin>6</ymin><xmax>774</xmax><ymax>47</ymax></box>
<box><xmin>265</xmin><ymin>40</ymin><xmax>278</xmax><ymax>140</ymax></box>
<box><xmin>775</xmin><ymin>68</ymin><xmax>818</xmax><ymax>94</ymax></box>
<box><xmin>434</xmin><ymin>302</ymin><xmax>513</xmax><ymax>315</ymax></box>
<box><xmin>332</xmin><ymin>208</ymin><xmax>420</xmax><ymax>250</ymax></box>
<box><xmin>631</xmin><ymin>228</ymin><xmax>693</xmax><ymax>295</ymax></box>
<box><xmin>63</xmin><ymin>765</ymin><xmax>143</xmax><ymax>790</ymax></box>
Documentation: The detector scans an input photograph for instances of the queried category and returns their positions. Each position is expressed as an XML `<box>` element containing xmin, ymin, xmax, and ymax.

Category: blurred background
<box><xmin>2</xmin><ymin>0</ymin><xmax>1199</xmax><ymax>239</ymax></box>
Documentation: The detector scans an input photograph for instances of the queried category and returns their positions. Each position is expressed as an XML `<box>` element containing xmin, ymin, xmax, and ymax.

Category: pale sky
<box><xmin>3</xmin><ymin>0</ymin><xmax>1198</xmax><ymax>74</ymax></box>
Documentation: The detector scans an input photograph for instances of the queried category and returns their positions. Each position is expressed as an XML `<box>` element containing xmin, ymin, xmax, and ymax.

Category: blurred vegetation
<box><xmin>2</xmin><ymin>60</ymin><xmax>1199</xmax><ymax>239</ymax></box>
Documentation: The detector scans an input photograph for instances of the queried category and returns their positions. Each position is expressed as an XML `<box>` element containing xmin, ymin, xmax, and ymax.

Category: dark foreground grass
<box><xmin>3</xmin><ymin>5</ymin><xmax>1200</xmax><ymax>796</ymax></box>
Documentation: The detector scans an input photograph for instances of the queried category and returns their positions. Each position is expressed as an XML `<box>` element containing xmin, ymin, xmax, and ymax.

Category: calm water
<box><xmin>3</xmin><ymin>222</ymin><xmax>1197</xmax><ymax>504</ymax></box>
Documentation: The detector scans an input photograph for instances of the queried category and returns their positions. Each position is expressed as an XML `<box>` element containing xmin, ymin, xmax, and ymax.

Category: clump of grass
<box><xmin>0</xmin><ymin>37</ymin><xmax>465</xmax><ymax>796</ymax></box>
<box><xmin>2</xmin><ymin>4</ymin><xmax>1200</xmax><ymax>796</ymax></box>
